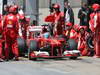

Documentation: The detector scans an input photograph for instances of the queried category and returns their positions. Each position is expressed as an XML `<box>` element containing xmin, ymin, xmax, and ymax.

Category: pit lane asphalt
<box><xmin>0</xmin><ymin>57</ymin><xmax>100</xmax><ymax>75</ymax></box>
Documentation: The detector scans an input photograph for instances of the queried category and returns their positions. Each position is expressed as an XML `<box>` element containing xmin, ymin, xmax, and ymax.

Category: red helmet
<box><xmin>92</xmin><ymin>4</ymin><xmax>100</xmax><ymax>11</ymax></box>
<box><xmin>9</xmin><ymin>6</ymin><xmax>16</xmax><ymax>13</ymax></box>
<box><xmin>78</xmin><ymin>26</ymin><xmax>87</xmax><ymax>31</ymax></box>
<box><xmin>53</xmin><ymin>4</ymin><xmax>60</xmax><ymax>9</ymax></box>
<box><xmin>73</xmin><ymin>24</ymin><xmax>79</xmax><ymax>30</ymax></box>
<box><xmin>13</xmin><ymin>5</ymin><xmax>18</xmax><ymax>9</ymax></box>
<box><xmin>66</xmin><ymin>22</ymin><xmax>72</xmax><ymax>26</ymax></box>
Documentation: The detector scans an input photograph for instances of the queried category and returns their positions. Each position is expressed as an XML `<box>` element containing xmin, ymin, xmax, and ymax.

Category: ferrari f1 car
<box><xmin>17</xmin><ymin>25</ymin><xmax>80</xmax><ymax>60</ymax></box>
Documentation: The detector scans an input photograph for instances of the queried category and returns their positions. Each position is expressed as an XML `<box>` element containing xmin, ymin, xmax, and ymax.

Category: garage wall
<box><xmin>25</xmin><ymin>0</ymin><xmax>39</xmax><ymax>21</ymax></box>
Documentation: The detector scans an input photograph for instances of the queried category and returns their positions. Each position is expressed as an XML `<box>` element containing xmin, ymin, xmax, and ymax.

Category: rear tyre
<box><xmin>28</xmin><ymin>40</ymin><xmax>38</xmax><ymax>52</ymax></box>
<box><xmin>86</xmin><ymin>36</ymin><xmax>94</xmax><ymax>50</ymax></box>
<box><xmin>17</xmin><ymin>37</ymin><xmax>28</xmax><ymax>56</ymax></box>
<box><xmin>86</xmin><ymin>36</ymin><xmax>94</xmax><ymax>56</ymax></box>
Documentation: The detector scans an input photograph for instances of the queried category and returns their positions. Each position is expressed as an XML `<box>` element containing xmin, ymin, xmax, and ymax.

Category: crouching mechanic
<box><xmin>77</xmin><ymin>26</ymin><xmax>89</xmax><ymax>56</ymax></box>
<box><xmin>3</xmin><ymin>6</ymin><xmax>19</xmax><ymax>61</ymax></box>
<box><xmin>64</xmin><ymin>22</ymin><xmax>78</xmax><ymax>41</ymax></box>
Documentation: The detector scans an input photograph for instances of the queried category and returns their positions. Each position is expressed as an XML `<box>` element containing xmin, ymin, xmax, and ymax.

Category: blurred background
<box><xmin>0</xmin><ymin>0</ymin><xmax>100</xmax><ymax>25</ymax></box>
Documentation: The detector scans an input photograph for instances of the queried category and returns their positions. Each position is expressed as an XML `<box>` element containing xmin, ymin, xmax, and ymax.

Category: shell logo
<box><xmin>8</xmin><ymin>21</ymin><xmax>12</xmax><ymax>24</ymax></box>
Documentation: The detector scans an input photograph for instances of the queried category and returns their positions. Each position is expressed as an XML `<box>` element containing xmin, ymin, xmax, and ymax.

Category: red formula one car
<box><xmin>17</xmin><ymin>25</ymin><xmax>80</xmax><ymax>60</ymax></box>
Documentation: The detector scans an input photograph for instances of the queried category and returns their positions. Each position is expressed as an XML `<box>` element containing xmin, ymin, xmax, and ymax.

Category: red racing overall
<box><xmin>78</xmin><ymin>26</ymin><xmax>89</xmax><ymax>56</ymax></box>
<box><xmin>94</xmin><ymin>12</ymin><xmax>100</xmax><ymax>57</ymax></box>
<box><xmin>3</xmin><ymin>13</ymin><xmax>19</xmax><ymax>60</ymax></box>
<box><xmin>0</xmin><ymin>15</ymin><xmax>5</xmax><ymax>60</ymax></box>
<box><xmin>90</xmin><ymin>4</ymin><xmax>100</xmax><ymax>58</ymax></box>
<box><xmin>51</xmin><ymin>4</ymin><xmax>64</xmax><ymax>36</ymax></box>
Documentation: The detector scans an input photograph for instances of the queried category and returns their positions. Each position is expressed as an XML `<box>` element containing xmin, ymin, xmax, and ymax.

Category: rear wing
<box><xmin>27</xmin><ymin>25</ymin><xmax>50</xmax><ymax>37</ymax></box>
<box><xmin>28</xmin><ymin>26</ymin><xmax>42</xmax><ymax>32</ymax></box>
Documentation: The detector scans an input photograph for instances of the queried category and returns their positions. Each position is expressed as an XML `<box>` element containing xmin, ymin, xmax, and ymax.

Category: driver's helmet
<box><xmin>53</xmin><ymin>4</ymin><xmax>60</xmax><ymax>9</ymax></box>
<box><xmin>43</xmin><ymin>32</ymin><xmax>50</xmax><ymax>38</ymax></box>
<box><xmin>92</xmin><ymin>4</ymin><xmax>100</xmax><ymax>11</ymax></box>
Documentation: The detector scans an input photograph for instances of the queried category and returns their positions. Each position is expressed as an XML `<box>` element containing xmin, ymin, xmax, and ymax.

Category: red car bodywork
<box><xmin>26</xmin><ymin>26</ymin><xmax>80</xmax><ymax>60</ymax></box>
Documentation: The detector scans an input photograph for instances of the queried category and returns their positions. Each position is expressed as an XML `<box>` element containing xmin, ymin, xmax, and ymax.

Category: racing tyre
<box><xmin>66</xmin><ymin>39</ymin><xmax>78</xmax><ymax>50</ymax></box>
<box><xmin>86</xmin><ymin>36</ymin><xmax>94</xmax><ymax>50</ymax></box>
<box><xmin>28</xmin><ymin>40</ymin><xmax>38</xmax><ymax>60</ymax></box>
<box><xmin>28</xmin><ymin>40</ymin><xmax>38</xmax><ymax>52</ymax></box>
<box><xmin>17</xmin><ymin>37</ymin><xmax>28</xmax><ymax>56</ymax></box>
